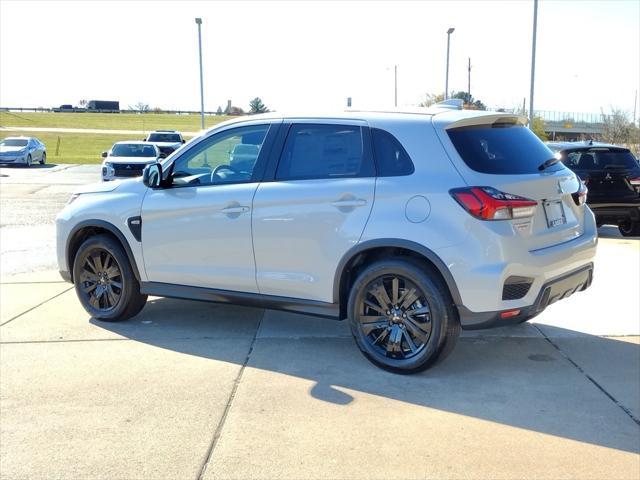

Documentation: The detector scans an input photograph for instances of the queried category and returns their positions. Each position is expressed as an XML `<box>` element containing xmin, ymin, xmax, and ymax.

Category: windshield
<box><xmin>561</xmin><ymin>149</ymin><xmax>639</xmax><ymax>170</ymax></box>
<box><xmin>447</xmin><ymin>125</ymin><xmax>564</xmax><ymax>174</ymax></box>
<box><xmin>111</xmin><ymin>144</ymin><xmax>157</xmax><ymax>157</ymax></box>
<box><xmin>147</xmin><ymin>133</ymin><xmax>181</xmax><ymax>143</ymax></box>
<box><xmin>1</xmin><ymin>139</ymin><xmax>28</xmax><ymax>147</ymax></box>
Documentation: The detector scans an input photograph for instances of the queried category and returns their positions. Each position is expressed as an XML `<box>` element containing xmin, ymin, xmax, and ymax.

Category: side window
<box><xmin>276</xmin><ymin>124</ymin><xmax>372</xmax><ymax>180</ymax></box>
<box><xmin>564</xmin><ymin>152</ymin><xmax>581</xmax><ymax>168</ymax></box>
<box><xmin>371</xmin><ymin>128</ymin><xmax>414</xmax><ymax>176</ymax></box>
<box><xmin>171</xmin><ymin>124</ymin><xmax>269</xmax><ymax>187</ymax></box>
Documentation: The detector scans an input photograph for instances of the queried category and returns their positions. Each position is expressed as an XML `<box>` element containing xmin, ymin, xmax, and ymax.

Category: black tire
<box><xmin>347</xmin><ymin>258</ymin><xmax>461</xmax><ymax>374</ymax></box>
<box><xmin>618</xmin><ymin>220</ymin><xmax>640</xmax><ymax>237</ymax></box>
<box><xmin>40</xmin><ymin>152</ymin><xmax>46</xmax><ymax>165</ymax></box>
<box><xmin>26</xmin><ymin>154</ymin><xmax>32</xmax><ymax>168</ymax></box>
<box><xmin>72</xmin><ymin>234</ymin><xmax>147</xmax><ymax>321</ymax></box>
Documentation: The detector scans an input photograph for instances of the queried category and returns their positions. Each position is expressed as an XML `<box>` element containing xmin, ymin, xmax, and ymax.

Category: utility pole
<box><xmin>445</xmin><ymin>28</ymin><xmax>455</xmax><ymax>99</ymax></box>
<box><xmin>528</xmin><ymin>0</ymin><xmax>538</xmax><ymax>128</ymax></box>
<box><xmin>634</xmin><ymin>89</ymin><xmax>638</xmax><ymax>127</ymax></box>
<box><xmin>195</xmin><ymin>17</ymin><xmax>205</xmax><ymax>130</ymax></box>
<box><xmin>467</xmin><ymin>57</ymin><xmax>471</xmax><ymax>107</ymax></box>
<box><xmin>394</xmin><ymin>65</ymin><xmax>398</xmax><ymax>107</ymax></box>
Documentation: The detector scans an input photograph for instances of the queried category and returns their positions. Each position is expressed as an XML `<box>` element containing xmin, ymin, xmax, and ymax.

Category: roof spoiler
<box><xmin>444</xmin><ymin>113</ymin><xmax>528</xmax><ymax>130</ymax></box>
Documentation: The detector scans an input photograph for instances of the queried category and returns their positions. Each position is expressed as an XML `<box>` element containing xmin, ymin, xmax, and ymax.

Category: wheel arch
<box><xmin>66</xmin><ymin>220</ymin><xmax>141</xmax><ymax>283</ymax></box>
<box><xmin>333</xmin><ymin>239</ymin><xmax>462</xmax><ymax>319</ymax></box>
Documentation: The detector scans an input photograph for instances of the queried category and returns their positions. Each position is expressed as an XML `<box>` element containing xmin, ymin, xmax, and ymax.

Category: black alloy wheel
<box><xmin>619</xmin><ymin>220</ymin><xmax>640</xmax><ymax>237</ymax></box>
<box><xmin>348</xmin><ymin>258</ymin><xmax>460</xmax><ymax>373</ymax></box>
<box><xmin>357</xmin><ymin>275</ymin><xmax>432</xmax><ymax>359</ymax></box>
<box><xmin>78</xmin><ymin>249</ymin><xmax>123</xmax><ymax>311</ymax></box>
<box><xmin>73</xmin><ymin>234</ymin><xmax>147</xmax><ymax>321</ymax></box>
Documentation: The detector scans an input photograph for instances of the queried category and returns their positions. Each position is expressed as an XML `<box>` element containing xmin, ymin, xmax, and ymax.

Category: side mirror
<box><xmin>159</xmin><ymin>152</ymin><xmax>167</xmax><ymax>159</ymax></box>
<box><xmin>101</xmin><ymin>151</ymin><xmax>108</xmax><ymax>158</ymax></box>
<box><xmin>182</xmin><ymin>139</ymin><xmax>186</xmax><ymax>144</ymax></box>
<box><xmin>143</xmin><ymin>163</ymin><xmax>163</xmax><ymax>189</ymax></box>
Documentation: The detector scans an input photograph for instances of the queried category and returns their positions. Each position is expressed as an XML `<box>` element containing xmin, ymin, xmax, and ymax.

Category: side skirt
<box><xmin>140</xmin><ymin>282</ymin><xmax>341</xmax><ymax>320</ymax></box>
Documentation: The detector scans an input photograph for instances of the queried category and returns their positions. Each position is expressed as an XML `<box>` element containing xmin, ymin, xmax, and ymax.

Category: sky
<box><xmin>1</xmin><ymin>0</ymin><xmax>639</xmax><ymax>117</ymax></box>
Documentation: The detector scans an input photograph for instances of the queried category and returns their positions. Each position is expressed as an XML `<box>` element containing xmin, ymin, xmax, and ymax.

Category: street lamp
<box><xmin>445</xmin><ymin>27</ymin><xmax>455</xmax><ymax>100</ymax></box>
<box><xmin>394</xmin><ymin>65</ymin><xmax>398</xmax><ymax>107</ymax></box>
<box><xmin>195</xmin><ymin>17</ymin><xmax>205</xmax><ymax>130</ymax></box>
<box><xmin>528</xmin><ymin>0</ymin><xmax>538</xmax><ymax>129</ymax></box>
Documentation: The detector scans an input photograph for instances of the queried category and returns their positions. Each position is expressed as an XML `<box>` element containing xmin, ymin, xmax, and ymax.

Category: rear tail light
<box><xmin>629</xmin><ymin>177</ymin><xmax>640</xmax><ymax>186</ymax></box>
<box><xmin>450</xmin><ymin>187</ymin><xmax>537</xmax><ymax>221</ymax></box>
<box><xmin>571</xmin><ymin>181</ymin><xmax>588</xmax><ymax>206</ymax></box>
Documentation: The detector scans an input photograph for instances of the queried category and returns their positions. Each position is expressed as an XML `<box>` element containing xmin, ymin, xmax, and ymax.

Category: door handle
<box><xmin>221</xmin><ymin>205</ymin><xmax>250</xmax><ymax>214</ymax></box>
<box><xmin>331</xmin><ymin>199</ymin><xmax>367</xmax><ymax>208</ymax></box>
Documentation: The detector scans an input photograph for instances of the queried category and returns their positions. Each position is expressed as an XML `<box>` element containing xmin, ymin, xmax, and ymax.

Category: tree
<box><xmin>78</xmin><ymin>99</ymin><xmax>87</xmax><ymax>107</ymax></box>
<box><xmin>229</xmin><ymin>106</ymin><xmax>245</xmax><ymax>115</ymax></box>
<box><xmin>451</xmin><ymin>91</ymin><xmax>486</xmax><ymax>110</ymax></box>
<box><xmin>249</xmin><ymin>97</ymin><xmax>269</xmax><ymax>114</ymax></box>
<box><xmin>530</xmin><ymin>116</ymin><xmax>548</xmax><ymax>141</ymax></box>
<box><xmin>216</xmin><ymin>106</ymin><xmax>223</xmax><ymax>115</ymax></box>
<box><xmin>419</xmin><ymin>93</ymin><xmax>444</xmax><ymax>107</ymax></box>
<box><xmin>601</xmin><ymin>108</ymin><xmax>632</xmax><ymax>144</ymax></box>
<box><xmin>130</xmin><ymin>101</ymin><xmax>150</xmax><ymax>113</ymax></box>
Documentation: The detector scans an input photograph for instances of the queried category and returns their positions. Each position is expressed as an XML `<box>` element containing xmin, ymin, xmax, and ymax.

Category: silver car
<box><xmin>57</xmin><ymin>102</ymin><xmax>597</xmax><ymax>373</ymax></box>
<box><xmin>0</xmin><ymin>136</ymin><xmax>46</xmax><ymax>166</ymax></box>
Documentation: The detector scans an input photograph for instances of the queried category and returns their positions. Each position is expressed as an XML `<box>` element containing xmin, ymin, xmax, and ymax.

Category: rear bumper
<box><xmin>460</xmin><ymin>263</ymin><xmax>594</xmax><ymax>329</ymax></box>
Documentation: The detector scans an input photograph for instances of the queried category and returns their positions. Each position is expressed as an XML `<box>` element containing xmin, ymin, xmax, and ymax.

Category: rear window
<box><xmin>562</xmin><ymin>149</ymin><xmax>638</xmax><ymax>170</ymax></box>
<box><xmin>447</xmin><ymin>125</ymin><xmax>563</xmax><ymax>174</ymax></box>
<box><xmin>148</xmin><ymin>133</ymin><xmax>181</xmax><ymax>143</ymax></box>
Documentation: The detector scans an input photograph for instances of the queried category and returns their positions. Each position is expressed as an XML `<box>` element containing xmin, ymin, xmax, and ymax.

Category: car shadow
<box><xmin>0</xmin><ymin>163</ymin><xmax>58</xmax><ymax>170</ymax></box>
<box><xmin>91</xmin><ymin>297</ymin><xmax>640</xmax><ymax>455</ymax></box>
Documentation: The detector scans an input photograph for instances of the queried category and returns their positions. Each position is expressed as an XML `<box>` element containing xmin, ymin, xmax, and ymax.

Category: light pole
<box><xmin>394</xmin><ymin>65</ymin><xmax>398</xmax><ymax>107</ymax></box>
<box><xmin>195</xmin><ymin>17</ymin><xmax>205</xmax><ymax>130</ymax></box>
<box><xmin>445</xmin><ymin>27</ymin><xmax>455</xmax><ymax>99</ymax></box>
<box><xmin>528</xmin><ymin>0</ymin><xmax>538</xmax><ymax>129</ymax></box>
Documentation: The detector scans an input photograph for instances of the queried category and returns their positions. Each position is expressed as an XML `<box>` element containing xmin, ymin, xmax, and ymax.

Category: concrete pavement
<box><xmin>1</xmin><ymin>236</ymin><xmax>639</xmax><ymax>479</ymax></box>
<box><xmin>1</xmin><ymin>164</ymin><xmax>639</xmax><ymax>478</ymax></box>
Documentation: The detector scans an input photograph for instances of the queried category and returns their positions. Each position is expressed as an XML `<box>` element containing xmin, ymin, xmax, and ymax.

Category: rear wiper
<box><xmin>538</xmin><ymin>157</ymin><xmax>560</xmax><ymax>171</ymax></box>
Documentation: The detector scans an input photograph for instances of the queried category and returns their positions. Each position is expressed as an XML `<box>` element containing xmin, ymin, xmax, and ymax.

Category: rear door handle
<box><xmin>221</xmin><ymin>206</ymin><xmax>250</xmax><ymax>214</ymax></box>
<box><xmin>331</xmin><ymin>199</ymin><xmax>367</xmax><ymax>208</ymax></box>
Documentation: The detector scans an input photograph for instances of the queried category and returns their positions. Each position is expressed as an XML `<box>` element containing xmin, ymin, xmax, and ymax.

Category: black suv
<box><xmin>547</xmin><ymin>141</ymin><xmax>640</xmax><ymax>236</ymax></box>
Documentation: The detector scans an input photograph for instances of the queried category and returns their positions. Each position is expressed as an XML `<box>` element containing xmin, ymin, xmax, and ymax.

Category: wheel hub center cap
<box><xmin>389</xmin><ymin>307</ymin><xmax>403</xmax><ymax>323</ymax></box>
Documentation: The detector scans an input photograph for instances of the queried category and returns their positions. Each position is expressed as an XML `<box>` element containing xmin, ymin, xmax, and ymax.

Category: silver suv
<box><xmin>56</xmin><ymin>103</ymin><xmax>597</xmax><ymax>373</ymax></box>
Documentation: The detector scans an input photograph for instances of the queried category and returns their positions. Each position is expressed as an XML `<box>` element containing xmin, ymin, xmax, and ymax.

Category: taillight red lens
<box><xmin>629</xmin><ymin>177</ymin><xmax>640</xmax><ymax>186</ymax></box>
<box><xmin>450</xmin><ymin>187</ymin><xmax>538</xmax><ymax>221</ymax></box>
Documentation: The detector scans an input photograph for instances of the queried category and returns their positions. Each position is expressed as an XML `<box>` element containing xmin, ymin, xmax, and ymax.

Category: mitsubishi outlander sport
<box><xmin>56</xmin><ymin>101</ymin><xmax>597</xmax><ymax>373</ymax></box>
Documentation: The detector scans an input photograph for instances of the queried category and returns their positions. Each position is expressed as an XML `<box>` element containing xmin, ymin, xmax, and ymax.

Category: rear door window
<box><xmin>276</xmin><ymin>124</ymin><xmax>374</xmax><ymax>180</ymax></box>
<box><xmin>447</xmin><ymin>125</ymin><xmax>563</xmax><ymax>174</ymax></box>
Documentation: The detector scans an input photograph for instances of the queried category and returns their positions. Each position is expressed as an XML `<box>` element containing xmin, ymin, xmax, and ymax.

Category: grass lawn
<box><xmin>3</xmin><ymin>130</ymin><xmax>143</xmax><ymax>164</ymax></box>
<box><xmin>0</xmin><ymin>111</ymin><xmax>233</xmax><ymax>132</ymax></box>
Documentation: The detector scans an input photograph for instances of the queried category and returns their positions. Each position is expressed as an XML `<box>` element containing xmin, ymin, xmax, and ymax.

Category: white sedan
<box><xmin>0</xmin><ymin>137</ymin><xmax>46</xmax><ymax>167</ymax></box>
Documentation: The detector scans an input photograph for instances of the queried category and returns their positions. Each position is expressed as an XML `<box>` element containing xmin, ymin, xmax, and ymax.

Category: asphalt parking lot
<box><xmin>1</xmin><ymin>164</ymin><xmax>639</xmax><ymax>479</ymax></box>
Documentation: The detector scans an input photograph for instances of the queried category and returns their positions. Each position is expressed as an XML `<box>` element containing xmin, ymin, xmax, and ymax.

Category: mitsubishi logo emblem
<box><xmin>126</xmin><ymin>165</ymin><xmax>132</xmax><ymax>169</ymax></box>
<box><xmin>604</xmin><ymin>173</ymin><xmax>611</xmax><ymax>180</ymax></box>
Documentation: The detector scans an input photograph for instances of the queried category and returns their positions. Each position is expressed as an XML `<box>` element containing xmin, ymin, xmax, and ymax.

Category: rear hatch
<box><xmin>558</xmin><ymin>147</ymin><xmax>640</xmax><ymax>204</ymax></box>
<box><xmin>434</xmin><ymin>112</ymin><xmax>584</xmax><ymax>251</ymax></box>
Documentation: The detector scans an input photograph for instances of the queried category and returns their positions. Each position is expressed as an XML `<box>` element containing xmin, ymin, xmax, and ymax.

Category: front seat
<box><xmin>578</xmin><ymin>153</ymin><xmax>596</xmax><ymax>170</ymax></box>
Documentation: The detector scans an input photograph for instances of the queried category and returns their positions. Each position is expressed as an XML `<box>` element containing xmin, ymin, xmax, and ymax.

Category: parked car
<box><xmin>57</xmin><ymin>103</ymin><xmax>597</xmax><ymax>373</ymax></box>
<box><xmin>143</xmin><ymin>130</ymin><xmax>185</xmax><ymax>158</ymax></box>
<box><xmin>547</xmin><ymin>141</ymin><xmax>640</xmax><ymax>236</ymax></box>
<box><xmin>0</xmin><ymin>136</ymin><xmax>46</xmax><ymax>167</ymax></box>
<box><xmin>101</xmin><ymin>141</ymin><xmax>160</xmax><ymax>181</ymax></box>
